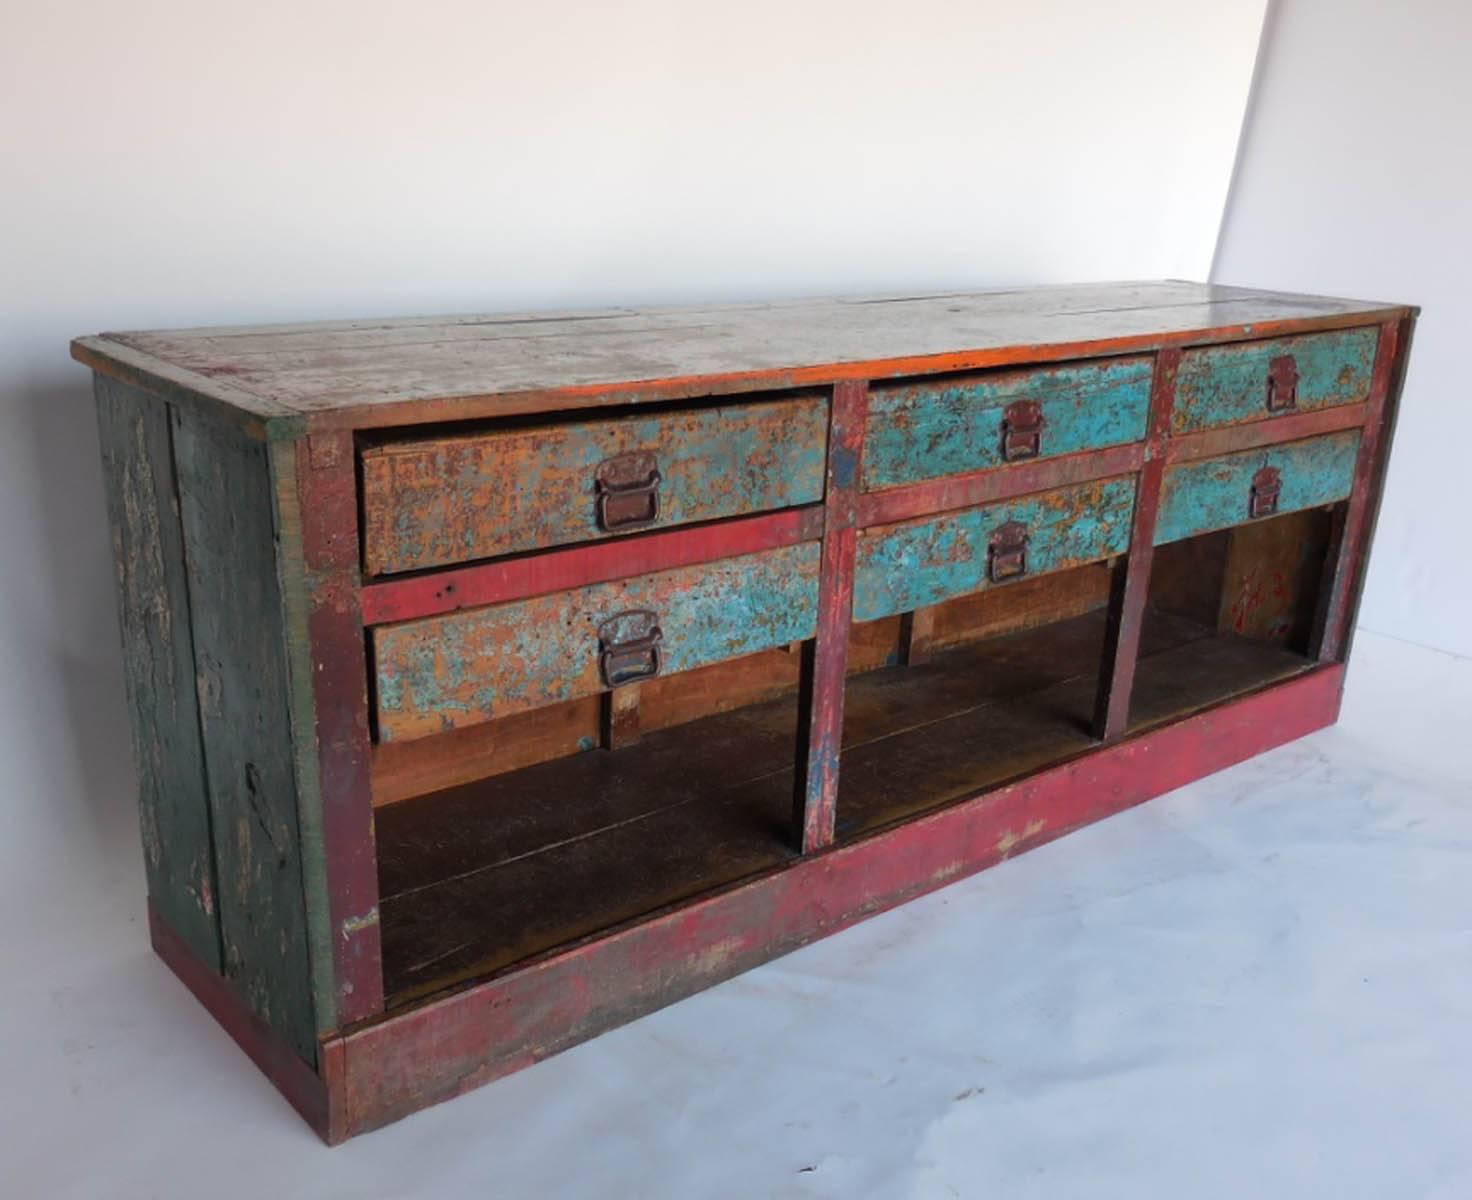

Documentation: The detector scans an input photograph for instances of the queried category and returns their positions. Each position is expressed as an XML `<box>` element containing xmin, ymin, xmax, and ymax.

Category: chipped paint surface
<box><xmin>374</xmin><ymin>542</ymin><xmax>822</xmax><ymax>741</ymax></box>
<box><xmin>1172</xmin><ymin>327</ymin><xmax>1378</xmax><ymax>434</ymax></box>
<box><xmin>863</xmin><ymin>356</ymin><xmax>1152</xmax><ymax>489</ymax></box>
<box><xmin>853</xmin><ymin>477</ymin><xmax>1137</xmax><ymax>622</ymax></box>
<box><xmin>1155</xmin><ymin>430</ymin><xmax>1361</xmax><ymax>546</ymax></box>
<box><xmin>95</xmin><ymin>377</ymin><xmax>223</xmax><ymax>972</ymax></box>
<box><xmin>361</xmin><ymin>395</ymin><xmax>829</xmax><ymax>574</ymax></box>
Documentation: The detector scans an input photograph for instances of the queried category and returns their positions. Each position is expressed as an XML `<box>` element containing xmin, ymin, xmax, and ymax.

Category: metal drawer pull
<box><xmin>595</xmin><ymin>451</ymin><xmax>662</xmax><ymax>532</ymax></box>
<box><xmin>1266</xmin><ymin>354</ymin><xmax>1299</xmax><ymax>412</ymax></box>
<box><xmin>598</xmin><ymin>609</ymin><xmax>663</xmax><ymax>687</ymax></box>
<box><xmin>988</xmin><ymin>520</ymin><xmax>1029</xmax><ymax>583</ymax></box>
<box><xmin>1000</xmin><ymin>399</ymin><xmax>1045</xmax><ymax>461</ymax></box>
<box><xmin>1250</xmin><ymin>466</ymin><xmax>1282</xmax><ymax>519</ymax></box>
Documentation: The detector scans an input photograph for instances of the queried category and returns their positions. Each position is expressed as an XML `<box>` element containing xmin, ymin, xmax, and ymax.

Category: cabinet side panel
<box><xmin>172</xmin><ymin>408</ymin><xmax>317</xmax><ymax>1064</ymax></box>
<box><xmin>95</xmin><ymin>377</ymin><xmax>223</xmax><ymax>971</ymax></box>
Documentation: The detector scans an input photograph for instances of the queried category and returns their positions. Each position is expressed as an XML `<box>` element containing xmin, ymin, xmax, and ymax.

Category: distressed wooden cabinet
<box><xmin>76</xmin><ymin>282</ymin><xmax>1415</xmax><ymax>1142</ymax></box>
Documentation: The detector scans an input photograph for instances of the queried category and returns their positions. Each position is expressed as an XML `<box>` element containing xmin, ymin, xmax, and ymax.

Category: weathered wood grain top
<box><xmin>72</xmin><ymin>281</ymin><xmax>1411</xmax><ymax>434</ymax></box>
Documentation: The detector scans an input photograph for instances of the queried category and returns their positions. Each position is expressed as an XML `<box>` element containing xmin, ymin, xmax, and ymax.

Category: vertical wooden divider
<box><xmin>897</xmin><ymin>607</ymin><xmax>936</xmax><ymax>665</ymax></box>
<box><xmin>1311</xmin><ymin>317</ymin><xmax>1405</xmax><ymax>662</ymax></box>
<box><xmin>297</xmin><ymin>430</ymin><xmax>386</xmax><ymax>1025</ymax></box>
<box><xmin>793</xmin><ymin>380</ymin><xmax>868</xmax><ymax>854</ymax></box>
<box><xmin>1092</xmin><ymin>348</ymin><xmax>1180</xmax><ymax>740</ymax></box>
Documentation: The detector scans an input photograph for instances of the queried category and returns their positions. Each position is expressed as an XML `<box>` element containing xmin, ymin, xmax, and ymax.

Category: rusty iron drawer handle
<box><xmin>595</xmin><ymin>451</ymin><xmax>662</xmax><ymax>532</ymax></box>
<box><xmin>1000</xmin><ymin>399</ymin><xmax>1044</xmax><ymax>462</ymax></box>
<box><xmin>1266</xmin><ymin>354</ymin><xmax>1299</xmax><ymax>412</ymax></box>
<box><xmin>598</xmin><ymin>609</ymin><xmax>663</xmax><ymax>688</ymax></box>
<box><xmin>988</xmin><ymin>520</ymin><xmax>1029</xmax><ymax>583</ymax></box>
<box><xmin>1249</xmin><ymin>466</ymin><xmax>1282</xmax><ymax>519</ymax></box>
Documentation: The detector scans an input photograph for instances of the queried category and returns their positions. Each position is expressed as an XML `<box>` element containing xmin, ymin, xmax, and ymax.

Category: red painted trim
<box><xmin>1315</xmin><ymin>320</ymin><xmax>1401</xmax><ymax>661</ymax></box>
<box><xmin>1093</xmin><ymin>349</ymin><xmax>1180</xmax><ymax>739</ymax></box>
<box><xmin>361</xmin><ymin>507</ymin><xmax>825</xmax><ymax>625</ymax></box>
<box><xmin>793</xmin><ymin>381</ymin><xmax>866</xmax><ymax>853</ymax></box>
<box><xmin>298</xmin><ymin>434</ymin><xmax>386</xmax><ymax>1024</ymax></box>
<box><xmin>308</xmin><ymin>310</ymin><xmax>1409</xmax><ymax>434</ymax></box>
<box><xmin>857</xmin><ymin>442</ymin><xmax>1144</xmax><ymax>528</ymax></box>
<box><xmin>148</xmin><ymin>901</ymin><xmax>332</xmax><ymax>1139</ymax></box>
<box><xmin>328</xmin><ymin>664</ymin><xmax>1344</xmax><ymax>1139</ymax></box>
<box><xmin>1163</xmin><ymin>402</ymin><xmax>1371</xmax><ymax>464</ymax></box>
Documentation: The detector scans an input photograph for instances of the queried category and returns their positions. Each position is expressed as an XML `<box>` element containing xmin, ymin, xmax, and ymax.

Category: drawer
<box><xmin>360</xmin><ymin>395</ymin><xmax>829</xmax><ymax>575</ymax></box>
<box><xmin>853</xmin><ymin>477</ymin><xmax>1137</xmax><ymax>622</ymax></box>
<box><xmin>863</xmin><ymin>356</ymin><xmax>1153</xmax><ymax>490</ymax></box>
<box><xmin>1172</xmin><ymin>327</ymin><xmax>1378</xmax><ymax>435</ymax></box>
<box><xmin>372</xmin><ymin>541</ymin><xmax>821</xmax><ymax>742</ymax></box>
<box><xmin>1154</xmin><ymin>430</ymin><xmax>1361</xmax><ymax>546</ymax></box>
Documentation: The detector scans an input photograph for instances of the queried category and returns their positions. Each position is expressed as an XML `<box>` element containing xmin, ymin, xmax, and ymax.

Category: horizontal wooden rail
<box><xmin>1163</xmin><ymin>402</ymin><xmax>1370</xmax><ymax>464</ymax></box>
<box><xmin>360</xmin><ymin>506</ymin><xmax>825</xmax><ymax>625</ymax></box>
<box><xmin>857</xmin><ymin>442</ymin><xmax>1145</xmax><ymax>528</ymax></box>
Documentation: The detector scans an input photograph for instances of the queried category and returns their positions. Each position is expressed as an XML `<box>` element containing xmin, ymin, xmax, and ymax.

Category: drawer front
<box><xmin>361</xmin><ymin>395</ymin><xmax>828</xmax><ymax>575</ymax></box>
<box><xmin>854</xmin><ymin>477</ymin><xmax>1137</xmax><ymax>623</ymax></box>
<box><xmin>863</xmin><ymin>356</ymin><xmax>1153</xmax><ymax>490</ymax></box>
<box><xmin>373</xmin><ymin>541</ymin><xmax>821</xmax><ymax>742</ymax></box>
<box><xmin>1172</xmin><ymin>327</ymin><xmax>1378</xmax><ymax>435</ymax></box>
<box><xmin>1155</xmin><ymin>430</ymin><xmax>1361</xmax><ymax>546</ymax></box>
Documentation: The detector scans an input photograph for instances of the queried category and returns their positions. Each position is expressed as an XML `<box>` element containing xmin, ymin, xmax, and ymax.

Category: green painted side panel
<box><xmin>94</xmin><ymin>377</ymin><xmax>222</xmax><ymax>971</ymax></box>
<box><xmin>1173</xmin><ymin>327</ymin><xmax>1378</xmax><ymax>434</ymax></box>
<box><xmin>863</xmin><ymin>357</ymin><xmax>1153</xmax><ymax>489</ymax></box>
<box><xmin>375</xmin><ymin>541</ymin><xmax>822</xmax><ymax>741</ymax></box>
<box><xmin>361</xmin><ymin>395</ymin><xmax>829</xmax><ymax>574</ymax></box>
<box><xmin>1155</xmin><ymin>430</ymin><xmax>1362</xmax><ymax>546</ymax></box>
<box><xmin>172</xmin><ymin>409</ymin><xmax>318</xmax><ymax>1065</ymax></box>
<box><xmin>853</xmin><ymin>478</ymin><xmax>1137</xmax><ymax>622</ymax></box>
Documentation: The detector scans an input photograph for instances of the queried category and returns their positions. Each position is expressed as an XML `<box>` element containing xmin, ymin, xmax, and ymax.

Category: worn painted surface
<box><xmin>73</xmin><ymin>283</ymin><xmax>1409</xmax><ymax>433</ymax></box>
<box><xmin>1315</xmin><ymin>319</ymin><xmax>1406</xmax><ymax>661</ymax></box>
<box><xmin>330</xmin><ymin>665</ymin><xmax>1345</xmax><ymax>1142</ymax></box>
<box><xmin>361</xmin><ymin>395</ymin><xmax>828</xmax><ymax>574</ymax></box>
<box><xmin>854</xmin><ymin>478</ymin><xmax>1137</xmax><ymax>622</ymax></box>
<box><xmin>374</xmin><ymin>542</ymin><xmax>821</xmax><ymax>742</ymax></box>
<box><xmin>864</xmin><ymin>355</ymin><xmax>1152</xmax><ymax>489</ymax></box>
<box><xmin>172</xmin><ymin>407</ymin><xmax>319</xmax><ymax>1065</ymax></box>
<box><xmin>1155</xmin><ymin>430</ymin><xmax>1361</xmax><ymax>546</ymax></box>
<box><xmin>794</xmin><ymin>381</ymin><xmax>866</xmax><ymax>853</ymax></box>
<box><xmin>1093</xmin><ymin>348</ymin><xmax>1179</xmax><ymax>739</ymax></box>
<box><xmin>1172</xmin><ymin>327</ymin><xmax>1378</xmax><ymax>434</ymax></box>
<box><xmin>94</xmin><ymin>377</ymin><xmax>221</xmax><ymax>971</ymax></box>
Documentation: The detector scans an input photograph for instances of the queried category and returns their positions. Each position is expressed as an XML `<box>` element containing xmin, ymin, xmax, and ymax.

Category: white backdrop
<box><xmin>0</xmin><ymin>0</ymin><xmax>1267</xmax><ymax>915</ymax></box>
<box><xmin>1213</xmin><ymin>0</ymin><xmax>1472</xmax><ymax>658</ymax></box>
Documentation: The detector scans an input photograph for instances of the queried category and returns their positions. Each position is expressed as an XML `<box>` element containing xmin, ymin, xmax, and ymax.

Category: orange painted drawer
<box><xmin>360</xmin><ymin>394</ymin><xmax>829</xmax><ymax>575</ymax></box>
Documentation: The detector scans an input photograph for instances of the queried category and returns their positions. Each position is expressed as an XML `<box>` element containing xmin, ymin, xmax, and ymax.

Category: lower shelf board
<box><xmin>375</xmin><ymin>609</ymin><xmax>1314</xmax><ymax>1009</ymax></box>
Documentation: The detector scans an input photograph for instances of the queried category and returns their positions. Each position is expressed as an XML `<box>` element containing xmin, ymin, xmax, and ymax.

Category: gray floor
<box><xmin>5</xmin><ymin>629</ymin><xmax>1470</xmax><ymax>1199</ymax></box>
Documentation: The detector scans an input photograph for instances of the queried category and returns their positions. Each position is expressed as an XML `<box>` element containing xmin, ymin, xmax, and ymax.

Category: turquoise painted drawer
<box><xmin>853</xmin><ymin>477</ymin><xmax>1137</xmax><ymax>622</ymax></box>
<box><xmin>1154</xmin><ymin>430</ymin><xmax>1362</xmax><ymax>546</ymax></box>
<box><xmin>1171</xmin><ymin>327</ymin><xmax>1378</xmax><ymax>435</ymax></box>
<box><xmin>862</xmin><ymin>356</ymin><xmax>1153</xmax><ymax>490</ymax></box>
<box><xmin>372</xmin><ymin>541</ymin><xmax>821</xmax><ymax>741</ymax></box>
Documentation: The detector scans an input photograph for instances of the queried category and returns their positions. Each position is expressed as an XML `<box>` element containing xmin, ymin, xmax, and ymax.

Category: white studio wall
<box><xmin>0</xmin><ymin>0</ymin><xmax>1267</xmax><ymax>914</ymax></box>
<box><xmin>1213</xmin><ymin>0</ymin><xmax>1472</xmax><ymax>658</ymax></box>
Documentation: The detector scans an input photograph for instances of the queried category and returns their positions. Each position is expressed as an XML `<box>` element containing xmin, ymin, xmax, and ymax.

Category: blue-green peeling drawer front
<box><xmin>1155</xmin><ymin>430</ymin><xmax>1361</xmax><ymax>546</ymax></box>
<box><xmin>1172</xmin><ymin>328</ymin><xmax>1378</xmax><ymax>435</ymax></box>
<box><xmin>863</xmin><ymin>357</ymin><xmax>1153</xmax><ymax>490</ymax></box>
<box><xmin>854</xmin><ymin>477</ymin><xmax>1138</xmax><ymax>622</ymax></box>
